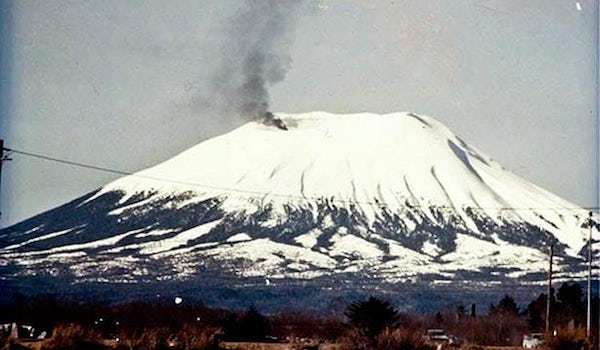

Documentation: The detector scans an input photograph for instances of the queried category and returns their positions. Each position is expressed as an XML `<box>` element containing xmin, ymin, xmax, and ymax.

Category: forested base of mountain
<box><xmin>0</xmin><ymin>275</ymin><xmax>549</xmax><ymax>314</ymax></box>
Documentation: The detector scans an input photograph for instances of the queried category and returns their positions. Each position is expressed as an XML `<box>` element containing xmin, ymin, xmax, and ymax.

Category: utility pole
<box><xmin>588</xmin><ymin>211</ymin><xmax>594</xmax><ymax>338</ymax></box>
<box><xmin>0</xmin><ymin>139</ymin><xmax>11</xmax><ymax>227</ymax></box>
<box><xmin>597</xmin><ymin>213</ymin><xmax>600</xmax><ymax>350</ymax></box>
<box><xmin>546</xmin><ymin>244</ymin><xmax>553</xmax><ymax>334</ymax></box>
<box><xmin>596</xmin><ymin>212</ymin><xmax>600</xmax><ymax>350</ymax></box>
<box><xmin>0</xmin><ymin>140</ymin><xmax>5</xmax><ymax>224</ymax></box>
<box><xmin>586</xmin><ymin>211</ymin><xmax>600</xmax><ymax>350</ymax></box>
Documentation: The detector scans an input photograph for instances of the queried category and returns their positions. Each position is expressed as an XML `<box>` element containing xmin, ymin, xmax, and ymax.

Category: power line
<box><xmin>6</xmin><ymin>148</ymin><xmax>132</xmax><ymax>177</ymax></box>
<box><xmin>5</xmin><ymin>146</ymin><xmax>600</xmax><ymax>212</ymax></box>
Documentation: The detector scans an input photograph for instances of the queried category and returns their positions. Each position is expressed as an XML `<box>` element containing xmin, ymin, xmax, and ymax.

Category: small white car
<box><xmin>426</xmin><ymin>329</ymin><xmax>450</xmax><ymax>343</ymax></box>
<box><xmin>522</xmin><ymin>333</ymin><xmax>544</xmax><ymax>348</ymax></box>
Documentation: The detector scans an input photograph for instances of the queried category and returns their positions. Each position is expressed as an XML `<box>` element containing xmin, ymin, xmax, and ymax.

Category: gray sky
<box><xmin>0</xmin><ymin>0</ymin><xmax>597</xmax><ymax>227</ymax></box>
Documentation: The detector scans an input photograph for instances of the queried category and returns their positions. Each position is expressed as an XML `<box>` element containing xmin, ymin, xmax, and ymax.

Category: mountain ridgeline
<box><xmin>0</xmin><ymin>112</ymin><xmax>594</xmax><ymax>310</ymax></box>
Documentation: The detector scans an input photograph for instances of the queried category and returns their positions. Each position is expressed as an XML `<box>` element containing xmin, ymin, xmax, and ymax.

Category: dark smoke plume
<box><xmin>204</xmin><ymin>0</ymin><xmax>303</xmax><ymax>130</ymax></box>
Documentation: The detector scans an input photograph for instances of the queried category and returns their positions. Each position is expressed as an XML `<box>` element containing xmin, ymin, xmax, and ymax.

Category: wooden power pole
<box><xmin>588</xmin><ymin>211</ymin><xmax>594</xmax><ymax>338</ymax></box>
<box><xmin>0</xmin><ymin>139</ymin><xmax>11</xmax><ymax>226</ymax></box>
<box><xmin>0</xmin><ymin>139</ymin><xmax>4</xmax><ymax>223</ymax></box>
<box><xmin>546</xmin><ymin>244</ymin><xmax>553</xmax><ymax>334</ymax></box>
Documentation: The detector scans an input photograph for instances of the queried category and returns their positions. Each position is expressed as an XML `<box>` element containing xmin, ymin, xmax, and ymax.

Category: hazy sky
<box><xmin>0</xmin><ymin>0</ymin><xmax>597</xmax><ymax>227</ymax></box>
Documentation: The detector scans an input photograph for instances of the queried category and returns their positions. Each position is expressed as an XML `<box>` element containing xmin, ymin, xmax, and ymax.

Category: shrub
<box><xmin>461</xmin><ymin>345</ymin><xmax>484</xmax><ymax>350</ymax></box>
<box><xmin>117</xmin><ymin>326</ymin><xmax>171</xmax><ymax>350</ymax></box>
<box><xmin>543</xmin><ymin>328</ymin><xmax>590</xmax><ymax>350</ymax></box>
<box><xmin>376</xmin><ymin>328</ymin><xmax>435</xmax><ymax>350</ymax></box>
<box><xmin>222</xmin><ymin>307</ymin><xmax>270</xmax><ymax>342</ymax></box>
<box><xmin>345</xmin><ymin>297</ymin><xmax>399</xmax><ymax>341</ymax></box>
<box><xmin>175</xmin><ymin>324</ymin><xmax>218</xmax><ymax>350</ymax></box>
<box><xmin>0</xmin><ymin>334</ymin><xmax>7</xmax><ymax>350</ymax></box>
<box><xmin>339</xmin><ymin>328</ymin><xmax>434</xmax><ymax>350</ymax></box>
<box><xmin>270</xmin><ymin>312</ymin><xmax>345</xmax><ymax>341</ymax></box>
<box><xmin>338</xmin><ymin>328</ymin><xmax>371</xmax><ymax>350</ymax></box>
<box><xmin>1</xmin><ymin>340</ymin><xmax>30</xmax><ymax>350</ymax></box>
<box><xmin>430</xmin><ymin>311</ymin><xmax>527</xmax><ymax>346</ymax></box>
<box><xmin>116</xmin><ymin>324</ymin><xmax>218</xmax><ymax>350</ymax></box>
<box><xmin>42</xmin><ymin>324</ymin><xmax>106</xmax><ymax>350</ymax></box>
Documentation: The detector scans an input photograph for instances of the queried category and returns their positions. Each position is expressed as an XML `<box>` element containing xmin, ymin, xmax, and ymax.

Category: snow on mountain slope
<box><xmin>0</xmin><ymin>112</ymin><xmax>594</xmax><ymax>284</ymax></box>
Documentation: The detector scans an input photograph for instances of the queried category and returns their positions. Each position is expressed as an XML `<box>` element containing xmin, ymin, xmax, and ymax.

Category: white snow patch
<box><xmin>4</xmin><ymin>228</ymin><xmax>78</xmax><ymax>250</ymax></box>
<box><xmin>226</xmin><ymin>233</ymin><xmax>252</xmax><ymax>243</ymax></box>
<box><xmin>328</xmin><ymin>234</ymin><xmax>383</xmax><ymax>260</ymax></box>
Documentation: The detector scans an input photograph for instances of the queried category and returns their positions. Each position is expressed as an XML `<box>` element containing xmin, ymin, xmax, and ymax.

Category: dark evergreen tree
<box><xmin>526</xmin><ymin>293</ymin><xmax>550</xmax><ymax>331</ymax></box>
<box><xmin>490</xmin><ymin>295</ymin><xmax>519</xmax><ymax>316</ymax></box>
<box><xmin>555</xmin><ymin>282</ymin><xmax>585</xmax><ymax>326</ymax></box>
<box><xmin>223</xmin><ymin>306</ymin><xmax>270</xmax><ymax>341</ymax></box>
<box><xmin>344</xmin><ymin>296</ymin><xmax>399</xmax><ymax>341</ymax></box>
<box><xmin>456</xmin><ymin>304</ymin><xmax>466</xmax><ymax>319</ymax></box>
<box><xmin>434</xmin><ymin>311</ymin><xmax>444</xmax><ymax>324</ymax></box>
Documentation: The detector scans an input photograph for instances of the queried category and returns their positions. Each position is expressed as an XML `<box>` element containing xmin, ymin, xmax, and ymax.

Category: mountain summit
<box><xmin>0</xmin><ymin>112</ymin><xmax>592</xmax><ymax>294</ymax></box>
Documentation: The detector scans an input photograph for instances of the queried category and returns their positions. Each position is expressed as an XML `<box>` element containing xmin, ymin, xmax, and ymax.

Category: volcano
<box><xmin>0</xmin><ymin>112</ymin><xmax>594</xmax><ymax>309</ymax></box>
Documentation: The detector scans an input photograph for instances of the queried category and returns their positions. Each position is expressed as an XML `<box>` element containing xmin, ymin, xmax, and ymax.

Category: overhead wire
<box><xmin>4</xmin><ymin>146</ymin><xmax>599</xmax><ymax>213</ymax></box>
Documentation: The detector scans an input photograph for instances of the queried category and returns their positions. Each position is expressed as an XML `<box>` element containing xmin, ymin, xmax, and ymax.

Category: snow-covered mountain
<box><xmin>0</xmin><ymin>112</ymin><xmax>594</xmax><ymax>290</ymax></box>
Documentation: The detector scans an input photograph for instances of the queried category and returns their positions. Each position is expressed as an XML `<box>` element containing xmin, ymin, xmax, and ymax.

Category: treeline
<box><xmin>433</xmin><ymin>281</ymin><xmax>593</xmax><ymax>346</ymax></box>
<box><xmin>0</xmin><ymin>281</ymin><xmax>597</xmax><ymax>350</ymax></box>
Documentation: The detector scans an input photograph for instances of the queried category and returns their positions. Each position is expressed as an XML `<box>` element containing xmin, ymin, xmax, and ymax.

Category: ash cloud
<box><xmin>201</xmin><ymin>0</ymin><xmax>304</xmax><ymax>128</ymax></box>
